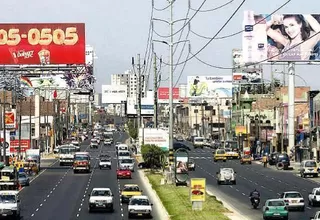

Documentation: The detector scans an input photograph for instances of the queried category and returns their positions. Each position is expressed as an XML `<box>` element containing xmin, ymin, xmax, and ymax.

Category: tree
<box><xmin>141</xmin><ymin>144</ymin><xmax>167</xmax><ymax>169</ymax></box>
<box><xmin>127</xmin><ymin>119</ymin><xmax>138</xmax><ymax>139</ymax></box>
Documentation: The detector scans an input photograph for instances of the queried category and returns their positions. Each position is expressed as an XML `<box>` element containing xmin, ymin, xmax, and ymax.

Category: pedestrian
<box><xmin>262</xmin><ymin>154</ymin><xmax>268</xmax><ymax>168</ymax></box>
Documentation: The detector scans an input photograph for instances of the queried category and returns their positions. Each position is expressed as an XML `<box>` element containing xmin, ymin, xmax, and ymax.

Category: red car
<box><xmin>117</xmin><ymin>167</ymin><xmax>132</xmax><ymax>179</ymax></box>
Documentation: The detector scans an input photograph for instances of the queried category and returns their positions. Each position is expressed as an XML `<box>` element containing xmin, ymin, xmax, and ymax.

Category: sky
<box><xmin>1</xmin><ymin>0</ymin><xmax>320</xmax><ymax>92</ymax></box>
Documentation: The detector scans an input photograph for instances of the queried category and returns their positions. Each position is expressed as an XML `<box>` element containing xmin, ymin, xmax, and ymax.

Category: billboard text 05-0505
<box><xmin>0</xmin><ymin>23</ymin><xmax>85</xmax><ymax>65</ymax></box>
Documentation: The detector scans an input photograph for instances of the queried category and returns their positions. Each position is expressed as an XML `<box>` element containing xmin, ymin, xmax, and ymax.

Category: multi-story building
<box><xmin>111</xmin><ymin>70</ymin><xmax>147</xmax><ymax>98</ymax></box>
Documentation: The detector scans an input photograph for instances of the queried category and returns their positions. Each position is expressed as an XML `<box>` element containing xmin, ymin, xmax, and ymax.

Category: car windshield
<box><xmin>123</xmin><ymin>186</ymin><xmax>140</xmax><ymax>192</ymax></box>
<box><xmin>221</xmin><ymin>168</ymin><xmax>233</xmax><ymax>173</ymax></box>
<box><xmin>225</xmin><ymin>148</ymin><xmax>231</xmax><ymax>152</ymax></box>
<box><xmin>195</xmin><ymin>138</ymin><xmax>204</xmax><ymax>142</ymax></box>
<box><xmin>216</xmin><ymin>149</ymin><xmax>225</xmax><ymax>154</ymax></box>
<box><xmin>0</xmin><ymin>195</ymin><xmax>16</xmax><ymax>203</ymax></box>
<box><xmin>316</xmin><ymin>190</ymin><xmax>320</xmax><ymax>195</ymax></box>
<box><xmin>243</xmin><ymin>155</ymin><xmax>251</xmax><ymax>159</ymax></box>
<box><xmin>101</xmin><ymin>159</ymin><xmax>110</xmax><ymax>162</ymax></box>
<box><xmin>18</xmin><ymin>173</ymin><xmax>27</xmax><ymax>178</ymax></box>
<box><xmin>285</xmin><ymin>193</ymin><xmax>302</xmax><ymax>198</ymax></box>
<box><xmin>72</xmin><ymin>143</ymin><xmax>79</xmax><ymax>146</ymax></box>
<box><xmin>121</xmin><ymin>159</ymin><xmax>133</xmax><ymax>164</ymax></box>
<box><xmin>305</xmin><ymin>161</ymin><xmax>317</xmax><ymax>167</ymax></box>
<box><xmin>74</xmin><ymin>155</ymin><xmax>89</xmax><ymax>161</ymax></box>
<box><xmin>60</xmin><ymin>148</ymin><xmax>76</xmax><ymax>154</ymax></box>
<box><xmin>119</xmin><ymin>152</ymin><xmax>130</xmax><ymax>157</ymax></box>
<box><xmin>268</xmin><ymin>200</ymin><xmax>285</xmax><ymax>206</ymax></box>
<box><xmin>278</xmin><ymin>154</ymin><xmax>289</xmax><ymax>159</ymax></box>
<box><xmin>91</xmin><ymin>190</ymin><xmax>111</xmax><ymax>196</ymax></box>
<box><xmin>129</xmin><ymin>198</ymin><xmax>149</xmax><ymax>205</ymax></box>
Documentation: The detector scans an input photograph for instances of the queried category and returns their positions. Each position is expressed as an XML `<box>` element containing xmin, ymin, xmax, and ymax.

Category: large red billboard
<box><xmin>0</xmin><ymin>23</ymin><xmax>85</xmax><ymax>65</ymax></box>
<box><xmin>10</xmin><ymin>140</ymin><xmax>30</xmax><ymax>153</ymax></box>
<box><xmin>158</xmin><ymin>87</ymin><xmax>180</xmax><ymax>100</ymax></box>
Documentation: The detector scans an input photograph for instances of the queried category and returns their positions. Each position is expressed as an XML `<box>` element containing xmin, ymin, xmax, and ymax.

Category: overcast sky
<box><xmin>1</xmin><ymin>0</ymin><xmax>319</xmax><ymax>92</ymax></box>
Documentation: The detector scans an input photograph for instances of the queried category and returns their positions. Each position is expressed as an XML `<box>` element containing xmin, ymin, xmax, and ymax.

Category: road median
<box><xmin>146</xmin><ymin>172</ymin><xmax>231</xmax><ymax>220</ymax></box>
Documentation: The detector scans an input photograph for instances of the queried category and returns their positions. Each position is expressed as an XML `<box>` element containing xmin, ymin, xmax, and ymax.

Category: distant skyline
<box><xmin>1</xmin><ymin>0</ymin><xmax>320</xmax><ymax>92</ymax></box>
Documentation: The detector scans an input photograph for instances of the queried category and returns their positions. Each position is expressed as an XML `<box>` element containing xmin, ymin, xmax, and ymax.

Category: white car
<box><xmin>217</xmin><ymin>168</ymin><xmax>236</xmax><ymax>185</ymax></box>
<box><xmin>0</xmin><ymin>191</ymin><xmax>21</xmax><ymax>218</ymax></box>
<box><xmin>88</xmin><ymin>188</ymin><xmax>114</xmax><ymax>212</ymax></box>
<box><xmin>99</xmin><ymin>158</ymin><xmax>112</xmax><ymax>169</ymax></box>
<box><xmin>279</xmin><ymin>191</ymin><xmax>305</xmax><ymax>211</ymax></box>
<box><xmin>300</xmin><ymin>160</ymin><xmax>319</xmax><ymax>178</ymax></box>
<box><xmin>311</xmin><ymin>211</ymin><xmax>320</xmax><ymax>220</ymax></box>
<box><xmin>118</xmin><ymin>150</ymin><xmax>131</xmax><ymax>160</ymax></box>
<box><xmin>308</xmin><ymin>187</ymin><xmax>320</xmax><ymax>206</ymax></box>
<box><xmin>128</xmin><ymin>195</ymin><xmax>153</xmax><ymax>219</ymax></box>
<box><xmin>119</xmin><ymin>158</ymin><xmax>135</xmax><ymax>172</ymax></box>
<box><xmin>104</xmin><ymin>139</ymin><xmax>112</xmax><ymax>145</ymax></box>
<box><xmin>71</xmin><ymin>141</ymin><xmax>80</xmax><ymax>151</ymax></box>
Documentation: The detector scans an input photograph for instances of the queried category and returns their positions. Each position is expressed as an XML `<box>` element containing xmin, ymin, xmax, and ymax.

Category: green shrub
<box><xmin>141</xmin><ymin>144</ymin><xmax>167</xmax><ymax>168</ymax></box>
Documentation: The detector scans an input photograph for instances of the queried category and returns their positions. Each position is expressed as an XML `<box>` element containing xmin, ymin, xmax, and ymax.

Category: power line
<box><xmin>153</xmin><ymin>0</ymin><xmax>207</xmax><ymax>38</ymax></box>
<box><xmin>161</xmin><ymin>0</ymin><xmax>246</xmax><ymax>66</ymax></box>
<box><xmin>190</xmin><ymin>0</ymin><xmax>234</xmax><ymax>13</ymax></box>
<box><xmin>174</xmin><ymin>52</ymin><xmax>190</xmax><ymax>87</ymax></box>
<box><xmin>173</xmin><ymin>7</ymin><xmax>190</xmax><ymax>55</ymax></box>
<box><xmin>152</xmin><ymin>0</ymin><xmax>174</xmax><ymax>11</ymax></box>
<box><xmin>191</xmin><ymin>31</ymin><xmax>320</xmax><ymax>69</ymax></box>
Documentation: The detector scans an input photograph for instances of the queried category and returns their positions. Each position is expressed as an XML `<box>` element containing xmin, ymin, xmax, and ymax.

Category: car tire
<box><xmin>300</xmin><ymin>206</ymin><xmax>305</xmax><ymax>211</ymax></box>
<box><xmin>109</xmin><ymin>204</ymin><xmax>114</xmax><ymax>212</ymax></box>
<box><xmin>217</xmin><ymin>181</ymin><xmax>221</xmax><ymax>185</ymax></box>
<box><xmin>99</xmin><ymin>166</ymin><xmax>102</xmax><ymax>170</ymax></box>
<box><xmin>223</xmin><ymin>160</ymin><xmax>226</xmax><ymax>162</ymax></box>
<box><xmin>283</xmin><ymin>216</ymin><xmax>288</xmax><ymax>220</ymax></box>
<box><xmin>128</xmin><ymin>214</ymin><xmax>132</xmax><ymax>219</ymax></box>
<box><xmin>249</xmin><ymin>162</ymin><xmax>252</xmax><ymax>164</ymax></box>
<box><xmin>73</xmin><ymin>170</ymin><xmax>77</xmax><ymax>174</ymax></box>
<box><xmin>213</xmin><ymin>160</ymin><xmax>217</xmax><ymax>162</ymax></box>
<box><xmin>233</xmin><ymin>181</ymin><xmax>236</xmax><ymax>185</ymax></box>
<box><xmin>315</xmin><ymin>174</ymin><xmax>319</xmax><ymax>178</ymax></box>
<box><xmin>88</xmin><ymin>207</ymin><xmax>92</xmax><ymax>213</ymax></box>
<box><xmin>240</xmin><ymin>162</ymin><xmax>243</xmax><ymax>165</ymax></box>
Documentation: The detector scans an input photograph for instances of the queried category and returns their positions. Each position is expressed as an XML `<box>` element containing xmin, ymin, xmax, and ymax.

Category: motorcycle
<box><xmin>250</xmin><ymin>197</ymin><xmax>260</xmax><ymax>209</ymax></box>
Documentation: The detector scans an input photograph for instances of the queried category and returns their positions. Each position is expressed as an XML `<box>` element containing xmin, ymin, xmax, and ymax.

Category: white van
<box><xmin>118</xmin><ymin>150</ymin><xmax>131</xmax><ymax>160</ymax></box>
<box><xmin>117</xmin><ymin>144</ymin><xmax>129</xmax><ymax>152</ymax></box>
<box><xmin>193</xmin><ymin>137</ymin><xmax>205</xmax><ymax>149</ymax></box>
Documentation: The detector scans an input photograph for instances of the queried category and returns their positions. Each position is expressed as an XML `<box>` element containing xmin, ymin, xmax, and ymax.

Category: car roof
<box><xmin>131</xmin><ymin>195</ymin><xmax>149</xmax><ymax>199</ymax></box>
<box><xmin>75</xmin><ymin>152</ymin><xmax>89</xmax><ymax>155</ymax></box>
<box><xmin>124</xmin><ymin>184</ymin><xmax>139</xmax><ymax>187</ymax></box>
<box><xmin>92</xmin><ymin>188</ymin><xmax>111</xmax><ymax>191</ymax></box>
<box><xmin>266</xmin><ymin>199</ymin><xmax>284</xmax><ymax>202</ymax></box>
<box><xmin>220</xmin><ymin>168</ymin><xmax>233</xmax><ymax>171</ymax></box>
<box><xmin>284</xmin><ymin>191</ymin><xmax>301</xmax><ymax>194</ymax></box>
<box><xmin>0</xmin><ymin>190</ymin><xmax>19</xmax><ymax>195</ymax></box>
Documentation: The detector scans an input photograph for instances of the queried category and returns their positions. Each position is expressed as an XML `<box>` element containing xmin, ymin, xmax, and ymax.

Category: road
<box><xmin>19</xmin><ymin>132</ymin><xmax>162</xmax><ymax>220</ymax></box>
<box><xmin>184</xmin><ymin>142</ymin><xmax>320</xmax><ymax>220</ymax></box>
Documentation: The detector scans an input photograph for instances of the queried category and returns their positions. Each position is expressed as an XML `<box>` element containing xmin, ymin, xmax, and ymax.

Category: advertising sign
<box><xmin>232</xmin><ymin>72</ymin><xmax>262</xmax><ymax>84</ymax></box>
<box><xmin>158</xmin><ymin>87</ymin><xmax>180</xmax><ymax>100</ymax></box>
<box><xmin>0</xmin><ymin>23</ymin><xmax>85</xmax><ymax>64</ymax></box>
<box><xmin>190</xmin><ymin>178</ymin><xmax>206</xmax><ymax>202</ymax></box>
<box><xmin>0</xmin><ymin>131</ymin><xmax>10</xmax><ymax>155</ymax></box>
<box><xmin>235</xmin><ymin>125</ymin><xmax>248</xmax><ymax>135</ymax></box>
<box><xmin>5</xmin><ymin>111</ymin><xmax>15</xmax><ymax>129</ymax></box>
<box><xmin>175</xmin><ymin>150</ymin><xmax>189</xmax><ymax>183</ymax></box>
<box><xmin>242</xmin><ymin>11</ymin><xmax>320</xmax><ymax>63</ymax></box>
<box><xmin>187</xmin><ymin>76</ymin><xmax>232</xmax><ymax>98</ymax></box>
<box><xmin>29</xmin><ymin>75</ymin><xmax>67</xmax><ymax>88</ymax></box>
<box><xmin>232</xmin><ymin>49</ymin><xmax>244</xmax><ymax>68</ymax></box>
<box><xmin>139</xmin><ymin>128</ymin><xmax>169</xmax><ymax>151</ymax></box>
<box><xmin>86</xmin><ymin>45</ymin><xmax>94</xmax><ymax>65</ymax></box>
<box><xmin>101</xmin><ymin>85</ymin><xmax>127</xmax><ymax>104</ymax></box>
<box><xmin>10</xmin><ymin>140</ymin><xmax>30</xmax><ymax>153</ymax></box>
<box><xmin>127</xmin><ymin>98</ymin><xmax>154</xmax><ymax>115</ymax></box>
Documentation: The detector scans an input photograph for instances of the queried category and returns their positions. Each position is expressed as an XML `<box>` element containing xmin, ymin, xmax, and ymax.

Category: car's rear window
<box><xmin>305</xmin><ymin>161</ymin><xmax>317</xmax><ymax>167</ymax></box>
<box><xmin>284</xmin><ymin>193</ymin><xmax>302</xmax><ymax>198</ymax></box>
<box><xmin>268</xmin><ymin>200</ymin><xmax>285</xmax><ymax>206</ymax></box>
<box><xmin>216</xmin><ymin>150</ymin><xmax>225</xmax><ymax>154</ymax></box>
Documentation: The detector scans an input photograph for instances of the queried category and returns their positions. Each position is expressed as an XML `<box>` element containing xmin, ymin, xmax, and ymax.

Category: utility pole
<box><xmin>168</xmin><ymin>0</ymin><xmax>174</xmax><ymax>155</ymax></box>
<box><xmin>18</xmin><ymin>99</ymin><xmax>22</xmax><ymax>158</ymax></box>
<box><xmin>218</xmin><ymin>103</ymin><xmax>221</xmax><ymax>142</ymax></box>
<box><xmin>2</xmin><ymin>90</ymin><xmax>6</xmax><ymax>164</ymax></box>
<box><xmin>29</xmin><ymin>97</ymin><xmax>32</xmax><ymax>149</ymax></box>
<box><xmin>153</xmin><ymin>52</ymin><xmax>158</xmax><ymax>128</ymax></box>
<box><xmin>288</xmin><ymin>62</ymin><xmax>295</xmax><ymax>157</ymax></box>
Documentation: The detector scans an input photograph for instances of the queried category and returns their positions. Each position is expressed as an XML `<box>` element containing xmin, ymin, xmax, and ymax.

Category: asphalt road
<box><xmin>184</xmin><ymin>142</ymin><xmax>320</xmax><ymax>220</ymax></box>
<box><xmin>19</xmin><ymin>133</ymin><xmax>161</xmax><ymax>220</ymax></box>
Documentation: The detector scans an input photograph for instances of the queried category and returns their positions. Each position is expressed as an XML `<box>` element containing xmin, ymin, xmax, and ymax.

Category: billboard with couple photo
<box><xmin>242</xmin><ymin>11</ymin><xmax>320</xmax><ymax>63</ymax></box>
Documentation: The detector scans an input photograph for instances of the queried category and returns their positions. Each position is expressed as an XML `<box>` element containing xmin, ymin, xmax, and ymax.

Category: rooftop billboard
<box><xmin>242</xmin><ymin>11</ymin><xmax>320</xmax><ymax>63</ymax></box>
<box><xmin>158</xmin><ymin>87</ymin><xmax>180</xmax><ymax>100</ymax></box>
<box><xmin>0</xmin><ymin>23</ymin><xmax>85</xmax><ymax>64</ymax></box>
<box><xmin>101</xmin><ymin>85</ymin><xmax>127</xmax><ymax>104</ymax></box>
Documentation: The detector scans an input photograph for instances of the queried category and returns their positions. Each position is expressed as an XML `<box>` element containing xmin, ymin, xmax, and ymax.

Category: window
<box><xmin>91</xmin><ymin>190</ymin><xmax>111</xmax><ymax>197</ymax></box>
<box><xmin>268</xmin><ymin>200</ymin><xmax>285</xmax><ymax>206</ymax></box>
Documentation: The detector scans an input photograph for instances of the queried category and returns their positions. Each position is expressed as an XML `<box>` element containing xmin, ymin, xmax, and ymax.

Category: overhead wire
<box><xmin>161</xmin><ymin>0</ymin><xmax>246</xmax><ymax>66</ymax></box>
<box><xmin>189</xmin><ymin>0</ymin><xmax>234</xmax><ymax>13</ymax></box>
<box><xmin>152</xmin><ymin>0</ymin><xmax>207</xmax><ymax>38</ymax></box>
<box><xmin>191</xmin><ymin>30</ymin><xmax>320</xmax><ymax>70</ymax></box>
<box><xmin>153</xmin><ymin>0</ymin><xmax>174</xmax><ymax>11</ymax></box>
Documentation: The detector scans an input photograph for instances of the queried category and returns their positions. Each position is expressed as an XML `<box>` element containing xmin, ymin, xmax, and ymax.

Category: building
<box><xmin>111</xmin><ymin>70</ymin><xmax>147</xmax><ymax>98</ymax></box>
<box><xmin>94</xmin><ymin>93</ymin><xmax>102</xmax><ymax>106</ymax></box>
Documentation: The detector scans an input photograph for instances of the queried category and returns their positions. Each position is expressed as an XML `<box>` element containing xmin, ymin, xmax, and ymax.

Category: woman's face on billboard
<box><xmin>283</xmin><ymin>17</ymin><xmax>302</xmax><ymax>40</ymax></box>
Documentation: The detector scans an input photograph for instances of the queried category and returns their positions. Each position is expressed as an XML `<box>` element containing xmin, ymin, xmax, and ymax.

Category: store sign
<box><xmin>158</xmin><ymin>87</ymin><xmax>180</xmax><ymax>100</ymax></box>
<box><xmin>10</xmin><ymin>140</ymin><xmax>30</xmax><ymax>153</ymax></box>
<box><xmin>5</xmin><ymin>111</ymin><xmax>15</xmax><ymax>129</ymax></box>
<box><xmin>0</xmin><ymin>23</ymin><xmax>85</xmax><ymax>64</ymax></box>
<box><xmin>190</xmin><ymin>178</ymin><xmax>206</xmax><ymax>202</ymax></box>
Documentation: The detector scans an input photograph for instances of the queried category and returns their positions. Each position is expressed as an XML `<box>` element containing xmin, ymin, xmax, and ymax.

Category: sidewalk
<box><xmin>253</xmin><ymin>160</ymin><xmax>300</xmax><ymax>172</ymax></box>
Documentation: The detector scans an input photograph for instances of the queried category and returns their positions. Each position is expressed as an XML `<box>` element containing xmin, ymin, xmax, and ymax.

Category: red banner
<box><xmin>0</xmin><ymin>23</ymin><xmax>85</xmax><ymax>64</ymax></box>
<box><xmin>10</xmin><ymin>140</ymin><xmax>31</xmax><ymax>153</ymax></box>
<box><xmin>158</xmin><ymin>87</ymin><xmax>180</xmax><ymax>100</ymax></box>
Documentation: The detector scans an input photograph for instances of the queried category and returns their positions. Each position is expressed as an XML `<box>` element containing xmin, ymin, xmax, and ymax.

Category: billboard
<box><xmin>232</xmin><ymin>72</ymin><xmax>262</xmax><ymax>84</ymax></box>
<box><xmin>127</xmin><ymin>97</ymin><xmax>154</xmax><ymax>115</ymax></box>
<box><xmin>190</xmin><ymin>178</ymin><xmax>206</xmax><ymax>202</ymax></box>
<box><xmin>138</xmin><ymin>128</ymin><xmax>169</xmax><ymax>151</ymax></box>
<box><xmin>5</xmin><ymin>111</ymin><xmax>16</xmax><ymax>129</ymax></box>
<box><xmin>0</xmin><ymin>23</ymin><xmax>85</xmax><ymax>65</ymax></box>
<box><xmin>242</xmin><ymin>12</ymin><xmax>320</xmax><ymax>63</ymax></box>
<box><xmin>232</xmin><ymin>49</ymin><xmax>244</xmax><ymax>68</ymax></box>
<box><xmin>86</xmin><ymin>45</ymin><xmax>94</xmax><ymax>65</ymax></box>
<box><xmin>28</xmin><ymin>75</ymin><xmax>67</xmax><ymax>88</ymax></box>
<box><xmin>187</xmin><ymin>76</ymin><xmax>232</xmax><ymax>98</ymax></box>
<box><xmin>0</xmin><ymin>131</ymin><xmax>11</xmax><ymax>156</ymax></box>
<box><xmin>158</xmin><ymin>87</ymin><xmax>180</xmax><ymax>100</ymax></box>
<box><xmin>10</xmin><ymin>140</ymin><xmax>30</xmax><ymax>153</ymax></box>
<box><xmin>101</xmin><ymin>85</ymin><xmax>127</xmax><ymax>104</ymax></box>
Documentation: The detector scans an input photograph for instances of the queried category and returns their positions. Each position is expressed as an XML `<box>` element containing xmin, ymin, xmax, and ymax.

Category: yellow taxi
<box><xmin>120</xmin><ymin>184</ymin><xmax>142</xmax><ymax>203</ymax></box>
<box><xmin>240</xmin><ymin>154</ymin><xmax>252</xmax><ymax>164</ymax></box>
<box><xmin>225</xmin><ymin>148</ymin><xmax>240</xmax><ymax>159</ymax></box>
<box><xmin>213</xmin><ymin>149</ymin><xmax>227</xmax><ymax>162</ymax></box>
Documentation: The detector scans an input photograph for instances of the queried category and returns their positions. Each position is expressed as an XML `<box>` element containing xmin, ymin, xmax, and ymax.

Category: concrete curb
<box><xmin>137</xmin><ymin>170</ymin><xmax>170</xmax><ymax>220</ymax></box>
<box><xmin>206</xmin><ymin>186</ymin><xmax>250</xmax><ymax>220</ymax></box>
